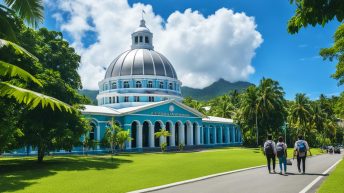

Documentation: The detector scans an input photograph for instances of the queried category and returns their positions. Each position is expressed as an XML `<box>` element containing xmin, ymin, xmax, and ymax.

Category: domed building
<box><xmin>97</xmin><ymin>19</ymin><xmax>182</xmax><ymax>109</ymax></box>
<box><xmin>80</xmin><ymin>19</ymin><xmax>242</xmax><ymax>151</ymax></box>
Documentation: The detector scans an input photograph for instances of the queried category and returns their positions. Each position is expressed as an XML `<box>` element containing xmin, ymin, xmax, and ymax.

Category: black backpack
<box><xmin>265</xmin><ymin>141</ymin><xmax>274</xmax><ymax>155</ymax></box>
<box><xmin>276</xmin><ymin>143</ymin><xmax>285</xmax><ymax>157</ymax></box>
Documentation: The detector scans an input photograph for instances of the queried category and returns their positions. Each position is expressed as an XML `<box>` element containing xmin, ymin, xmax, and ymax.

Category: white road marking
<box><xmin>299</xmin><ymin>158</ymin><xmax>342</xmax><ymax>193</ymax></box>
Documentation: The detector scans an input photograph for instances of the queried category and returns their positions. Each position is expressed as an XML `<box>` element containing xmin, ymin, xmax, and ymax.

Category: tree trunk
<box><xmin>37</xmin><ymin>145</ymin><xmax>45</xmax><ymax>163</ymax></box>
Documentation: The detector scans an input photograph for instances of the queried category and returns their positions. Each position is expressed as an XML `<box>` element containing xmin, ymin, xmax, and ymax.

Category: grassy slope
<box><xmin>317</xmin><ymin>157</ymin><xmax>344</xmax><ymax>193</ymax></box>
<box><xmin>0</xmin><ymin>148</ymin><xmax>322</xmax><ymax>193</ymax></box>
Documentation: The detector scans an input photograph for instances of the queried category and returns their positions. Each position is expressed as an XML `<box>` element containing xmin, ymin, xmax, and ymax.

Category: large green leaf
<box><xmin>4</xmin><ymin>0</ymin><xmax>43</xmax><ymax>28</ymax></box>
<box><xmin>0</xmin><ymin>39</ymin><xmax>38</xmax><ymax>60</ymax></box>
<box><xmin>0</xmin><ymin>82</ymin><xmax>73</xmax><ymax>113</ymax></box>
<box><xmin>0</xmin><ymin>60</ymin><xmax>42</xmax><ymax>86</ymax></box>
<box><xmin>0</xmin><ymin>6</ymin><xmax>17</xmax><ymax>41</ymax></box>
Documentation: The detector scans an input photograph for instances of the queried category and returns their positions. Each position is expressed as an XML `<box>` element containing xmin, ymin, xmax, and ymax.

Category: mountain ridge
<box><xmin>79</xmin><ymin>79</ymin><xmax>254</xmax><ymax>103</ymax></box>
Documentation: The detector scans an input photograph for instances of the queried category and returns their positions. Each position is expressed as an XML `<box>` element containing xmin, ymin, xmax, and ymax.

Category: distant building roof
<box><xmin>202</xmin><ymin>116</ymin><xmax>233</xmax><ymax>124</ymax></box>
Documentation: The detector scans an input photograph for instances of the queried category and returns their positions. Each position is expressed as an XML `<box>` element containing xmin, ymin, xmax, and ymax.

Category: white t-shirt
<box><xmin>294</xmin><ymin>140</ymin><xmax>309</xmax><ymax>157</ymax></box>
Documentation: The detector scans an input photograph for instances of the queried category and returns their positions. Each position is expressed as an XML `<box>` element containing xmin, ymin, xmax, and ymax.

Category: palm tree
<box><xmin>213</xmin><ymin>95</ymin><xmax>235</xmax><ymax>118</ymax></box>
<box><xmin>238</xmin><ymin>86</ymin><xmax>258</xmax><ymax>143</ymax></box>
<box><xmin>289</xmin><ymin>93</ymin><xmax>312</xmax><ymax>136</ymax></box>
<box><xmin>116</xmin><ymin>130</ymin><xmax>132</xmax><ymax>150</ymax></box>
<box><xmin>255</xmin><ymin>78</ymin><xmax>285</xmax><ymax>144</ymax></box>
<box><xmin>0</xmin><ymin>0</ymin><xmax>72</xmax><ymax>112</ymax></box>
<box><xmin>155</xmin><ymin>128</ymin><xmax>171</xmax><ymax>152</ymax></box>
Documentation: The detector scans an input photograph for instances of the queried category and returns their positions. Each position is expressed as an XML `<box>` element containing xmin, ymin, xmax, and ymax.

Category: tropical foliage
<box><xmin>183</xmin><ymin>77</ymin><xmax>343</xmax><ymax>147</ymax></box>
<box><xmin>0</xmin><ymin>1</ymin><xmax>90</xmax><ymax>162</ymax></box>
<box><xmin>155</xmin><ymin>128</ymin><xmax>171</xmax><ymax>152</ymax></box>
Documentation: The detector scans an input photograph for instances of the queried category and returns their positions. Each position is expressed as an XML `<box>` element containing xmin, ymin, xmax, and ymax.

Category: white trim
<box><xmin>128</xmin><ymin>114</ymin><xmax>200</xmax><ymax>119</ymax></box>
<box><xmin>99</xmin><ymin>75</ymin><xmax>182</xmax><ymax>86</ymax></box>
<box><xmin>299</xmin><ymin>159</ymin><xmax>342</xmax><ymax>193</ymax></box>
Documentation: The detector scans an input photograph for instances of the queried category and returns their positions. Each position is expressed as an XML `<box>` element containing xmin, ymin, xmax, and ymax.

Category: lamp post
<box><xmin>282</xmin><ymin>122</ymin><xmax>288</xmax><ymax>144</ymax></box>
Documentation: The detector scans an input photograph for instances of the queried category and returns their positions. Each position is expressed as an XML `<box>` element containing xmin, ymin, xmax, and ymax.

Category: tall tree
<box><xmin>289</xmin><ymin>93</ymin><xmax>312</xmax><ymax>136</ymax></box>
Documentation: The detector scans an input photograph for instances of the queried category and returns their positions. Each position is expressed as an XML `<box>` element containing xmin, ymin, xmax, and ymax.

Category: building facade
<box><xmin>81</xmin><ymin>18</ymin><xmax>242</xmax><ymax>151</ymax></box>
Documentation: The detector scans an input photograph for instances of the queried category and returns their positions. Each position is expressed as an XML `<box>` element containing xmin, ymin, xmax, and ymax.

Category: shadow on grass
<box><xmin>0</xmin><ymin>155</ymin><xmax>132</xmax><ymax>192</ymax></box>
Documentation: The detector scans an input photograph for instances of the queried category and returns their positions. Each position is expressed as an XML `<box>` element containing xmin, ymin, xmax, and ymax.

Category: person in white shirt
<box><xmin>276</xmin><ymin>136</ymin><xmax>288</xmax><ymax>175</ymax></box>
<box><xmin>264</xmin><ymin>134</ymin><xmax>276</xmax><ymax>173</ymax></box>
<box><xmin>293</xmin><ymin>135</ymin><xmax>312</xmax><ymax>174</ymax></box>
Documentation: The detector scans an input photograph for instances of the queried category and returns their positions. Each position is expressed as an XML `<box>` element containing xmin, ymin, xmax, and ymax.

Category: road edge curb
<box><xmin>127</xmin><ymin>165</ymin><xmax>266</xmax><ymax>193</ymax></box>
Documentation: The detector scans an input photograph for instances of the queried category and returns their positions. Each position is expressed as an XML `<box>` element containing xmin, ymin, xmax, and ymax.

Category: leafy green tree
<box><xmin>288</xmin><ymin>0</ymin><xmax>344</xmax><ymax>87</ymax></box>
<box><xmin>212</xmin><ymin>95</ymin><xmax>235</xmax><ymax>118</ymax></box>
<box><xmin>0</xmin><ymin>0</ymin><xmax>73</xmax><ymax>112</ymax></box>
<box><xmin>155</xmin><ymin>128</ymin><xmax>171</xmax><ymax>152</ymax></box>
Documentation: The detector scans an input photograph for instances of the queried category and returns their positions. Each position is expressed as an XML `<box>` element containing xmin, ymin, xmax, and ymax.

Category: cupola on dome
<box><xmin>104</xmin><ymin>19</ymin><xmax>178</xmax><ymax>79</ymax></box>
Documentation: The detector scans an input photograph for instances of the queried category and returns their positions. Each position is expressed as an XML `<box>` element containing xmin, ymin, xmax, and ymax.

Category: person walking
<box><xmin>264</xmin><ymin>134</ymin><xmax>276</xmax><ymax>173</ymax></box>
<box><xmin>276</xmin><ymin>136</ymin><xmax>288</xmax><ymax>175</ymax></box>
<box><xmin>293</xmin><ymin>135</ymin><xmax>312</xmax><ymax>174</ymax></box>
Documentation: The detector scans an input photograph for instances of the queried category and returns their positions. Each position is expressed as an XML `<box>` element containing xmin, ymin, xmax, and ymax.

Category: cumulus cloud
<box><xmin>47</xmin><ymin>0</ymin><xmax>263</xmax><ymax>89</ymax></box>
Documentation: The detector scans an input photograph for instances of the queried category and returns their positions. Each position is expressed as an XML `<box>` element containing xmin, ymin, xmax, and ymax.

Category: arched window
<box><xmin>111</xmin><ymin>82</ymin><xmax>117</xmax><ymax>89</ymax></box>
<box><xmin>169</xmin><ymin>83</ymin><xmax>173</xmax><ymax>90</ymax></box>
<box><xmin>147</xmin><ymin>81</ymin><xmax>153</xmax><ymax>88</ymax></box>
<box><xmin>145</xmin><ymin>36</ymin><xmax>149</xmax><ymax>43</ymax></box>
<box><xmin>90</xmin><ymin>122</ymin><xmax>96</xmax><ymax>140</ymax></box>
<box><xmin>134</xmin><ymin>36</ymin><xmax>138</xmax><ymax>44</ymax></box>
<box><xmin>136</xmin><ymin>81</ymin><xmax>142</xmax><ymax>88</ymax></box>
<box><xmin>139</xmin><ymin>36</ymin><xmax>143</xmax><ymax>42</ymax></box>
<box><xmin>159</xmin><ymin>82</ymin><xmax>164</xmax><ymax>89</ymax></box>
<box><xmin>123</xmin><ymin>81</ymin><xmax>129</xmax><ymax>88</ymax></box>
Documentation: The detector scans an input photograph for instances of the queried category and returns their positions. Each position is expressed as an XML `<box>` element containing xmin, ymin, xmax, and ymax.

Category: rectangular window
<box><xmin>135</xmin><ymin>36</ymin><xmax>138</xmax><ymax>44</ymax></box>
<box><xmin>145</xmin><ymin>36</ymin><xmax>149</xmax><ymax>43</ymax></box>
<box><xmin>124</xmin><ymin>96</ymin><xmax>129</xmax><ymax>102</ymax></box>
<box><xmin>139</xmin><ymin>36</ymin><xmax>143</xmax><ymax>42</ymax></box>
<box><xmin>117</xmin><ymin>96</ymin><xmax>119</xmax><ymax>103</ymax></box>
<box><xmin>149</xmin><ymin>96</ymin><xmax>154</xmax><ymax>102</ymax></box>
<box><xmin>109</xmin><ymin>97</ymin><xmax>112</xmax><ymax>103</ymax></box>
<box><xmin>134</xmin><ymin>96</ymin><xmax>140</xmax><ymax>102</ymax></box>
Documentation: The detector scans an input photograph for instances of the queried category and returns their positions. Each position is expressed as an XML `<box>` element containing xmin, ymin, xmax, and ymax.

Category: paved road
<box><xmin>147</xmin><ymin>153</ymin><xmax>343</xmax><ymax>193</ymax></box>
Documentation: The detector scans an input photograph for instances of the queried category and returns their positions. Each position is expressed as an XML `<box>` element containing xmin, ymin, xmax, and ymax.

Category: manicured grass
<box><xmin>0</xmin><ymin>147</ymin><xmax>322</xmax><ymax>193</ymax></box>
<box><xmin>317</xmin><ymin>158</ymin><xmax>344</xmax><ymax>193</ymax></box>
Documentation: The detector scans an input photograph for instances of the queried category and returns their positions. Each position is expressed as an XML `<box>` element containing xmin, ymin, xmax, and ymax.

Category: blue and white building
<box><xmin>82</xmin><ymin>19</ymin><xmax>242</xmax><ymax>151</ymax></box>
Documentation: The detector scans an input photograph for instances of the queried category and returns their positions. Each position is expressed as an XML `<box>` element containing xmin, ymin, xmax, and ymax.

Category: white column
<box><xmin>206</xmin><ymin>127</ymin><xmax>210</xmax><ymax>144</ymax></box>
<box><xmin>170</xmin><ymin>126</ymin><xmax>176</xmax><ymax>147</ymax></box>
<box><xmin>219</xmin><ymin>127</ymin><xmax>223</xmax><ymax>144</ymax></box>
<box><xmin>196</xmin><ymin>125</ymin><xmax>200</xmax><ymax>145</ymax></box>
<box><xmin>188</xmin><ymin>124</ymin><xmax>193</xmax><ymax>146</ymax></box>
<box><xmin>149</xmin><ymin>123</ymin><xmax>155</xmax><ymax>147</ymax></box>
<box><xmin>200</xmin><ymin>126</ymin><xmax>204</xmax><ymax>144</ymax></box>
<box><xmin>97</xmin><ymin>125</ymin><xmax>100</xmax><ymax>149</ymax></box>
<box><xmin>126</xmin><ymin>125</ymin><xmax>131</xmax><ymax>149</ymax></box>
<box><xmin>225</xmin><ymin>127</ymin><xmax>230</xmax><ymax>144</ymax></box>
<box><xmin>179</xmin><ymin>124</ymin><xmax>185</xmax><ymax>145</ymax></box>
<box><xmin>137</xmin><ymin>124</ymin><xmax>142</xmax><ymax>148</ymax></box>
<box><xmin>214</xmin><ymin>127</ymin><xmax>217</xmax><ymax>144</ymax></box>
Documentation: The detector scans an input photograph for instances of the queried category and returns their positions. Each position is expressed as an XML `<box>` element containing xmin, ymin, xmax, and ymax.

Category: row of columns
<box><xmin>126</xmin><ymin>121</ymin><xmax>242</xmax><ymax>149</ymax></box>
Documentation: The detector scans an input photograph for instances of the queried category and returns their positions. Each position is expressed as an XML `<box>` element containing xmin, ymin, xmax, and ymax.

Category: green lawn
<box><xmin>0</xmin><ymin>147</ymin><xmax>322</xmax><ymax>193</ymax></box>
<box><xmin>317</xmin><ymin>157</ymin><xmax>344</xmax><ymax>193</ymax></box>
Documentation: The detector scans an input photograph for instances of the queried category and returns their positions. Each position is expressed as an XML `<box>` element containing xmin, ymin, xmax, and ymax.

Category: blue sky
<box><xmin>42</xmin><ymin>0</ymin><xmax>342</xmax><ymax>100</ymax></box>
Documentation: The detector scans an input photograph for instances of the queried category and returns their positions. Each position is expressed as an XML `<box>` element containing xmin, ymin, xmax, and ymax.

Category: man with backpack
<box><xmin>293</xmin><ymin>135</ymin><xmax>312</xmax><ymax>174</ymax></box>
<box><xmin>264</xmin><ymin>134</ymin><xmax>276</xmax><ymax>173</ymax></box>
<box><xmin>276</xmin><ymin>136</ymin><xmax>288</xmax><ymax>175</ymax></box>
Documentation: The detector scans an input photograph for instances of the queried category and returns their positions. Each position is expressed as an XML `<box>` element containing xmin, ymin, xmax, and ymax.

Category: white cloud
<box><xmin>48</xmin><ymin>0</ymin><xmax>263</xmax><ymax>89</ymax></box>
